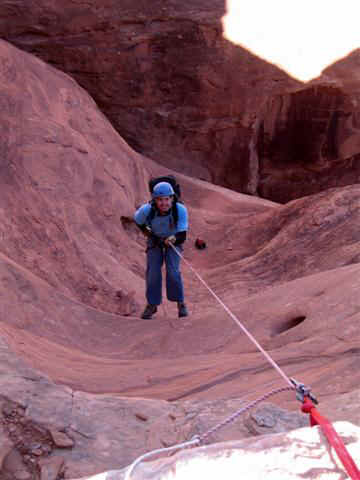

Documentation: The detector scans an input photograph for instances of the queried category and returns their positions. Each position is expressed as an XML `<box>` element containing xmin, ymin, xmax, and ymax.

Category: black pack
<box><xmin>147</xmin><ymin>175</ymin><xmax>182</xmax><ymax>225</ymax></box>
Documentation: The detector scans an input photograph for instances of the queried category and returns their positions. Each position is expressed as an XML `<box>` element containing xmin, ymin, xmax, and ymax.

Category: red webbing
<box><xmin>301</xmin><ymin>397</ymin><xmax>360</xmax><ymax>480</ymax></box>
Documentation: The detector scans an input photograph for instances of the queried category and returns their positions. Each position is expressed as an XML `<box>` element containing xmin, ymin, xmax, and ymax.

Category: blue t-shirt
<box><xmin>134</xmin><ymin>202</ymin><xmax>188</xmax><ymax>238</ymax></box>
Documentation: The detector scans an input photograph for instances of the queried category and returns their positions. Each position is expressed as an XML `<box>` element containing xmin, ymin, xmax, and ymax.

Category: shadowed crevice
<box><xmin>272</xmin><ymin>316</ymin><xmax>306</xmax><ymax>336</ymax></box>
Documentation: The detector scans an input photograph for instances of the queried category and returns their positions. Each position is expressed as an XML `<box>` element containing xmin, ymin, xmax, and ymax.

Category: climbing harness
<box><xmin>124</xmin><ymin>246</ymin><xmax>360</xmax><ymax>479</ymax></box>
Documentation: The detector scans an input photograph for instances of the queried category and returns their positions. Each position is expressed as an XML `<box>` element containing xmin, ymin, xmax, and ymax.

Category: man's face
<box><xmin>155</xmin><ymin>195</ymin><xmax>173</xmax><ymax>213</ymax></box>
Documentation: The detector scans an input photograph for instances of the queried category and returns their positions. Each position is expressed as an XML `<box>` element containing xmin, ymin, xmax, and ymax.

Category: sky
<box><xmin>223</xmin><ymin>0</ymin><xmax>360</xmax><ymax>81</ymax></box>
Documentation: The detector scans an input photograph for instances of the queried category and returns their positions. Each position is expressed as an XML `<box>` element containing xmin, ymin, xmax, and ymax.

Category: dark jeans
<box><xmin>146</xmin><ymin>244</ymin><xmax>184</xmax><ymax>306</ymax></box>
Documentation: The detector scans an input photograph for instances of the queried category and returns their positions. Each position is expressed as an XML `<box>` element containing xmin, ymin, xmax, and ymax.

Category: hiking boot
<box><xmin>177</xmin><ymin>302</ymin><xmax>188</xmax><ymax>318</ymax></box>
<box><xmin>141</xmin><ymin>304</ymin><xmax>157</xmax><ymax>320</ymax></box>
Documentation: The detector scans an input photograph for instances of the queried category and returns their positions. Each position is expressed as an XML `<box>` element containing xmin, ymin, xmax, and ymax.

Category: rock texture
<box><xmin>0</xmin><ymin>37</ymin><xmax>150</xmax><ymax>316</ymax></box>
<box><xmin>0</xmin><ymin>0</ymin><xmax>300</xmax><ymax>195</ymax></box>
<box><xmin>0</xmin><ymin>330</ymin><xmax>308</xmax><ymax>479</ymax></box>
<box><xmin>253</xmin><ymin>83</ymin><xmax>360</xmax><ymax>203</ymax></box>
<box><xmin>79</xmin><ymin>422</ymin><xmax>360</xmax><ymax>480</ymax></box>
<box><xmin>248</xmin><ymin>49</ymin><xmax>360</xmax><ymax>203</ymax></box>
<box><xmin>0</xmin><ymin>340</ymin><xmax>171</xmax><ymax>478</ymax></box>
<box><xmin>0</xmin><ymin>425</ymin><xmax>13</xmax><ymax>471</ymax></box>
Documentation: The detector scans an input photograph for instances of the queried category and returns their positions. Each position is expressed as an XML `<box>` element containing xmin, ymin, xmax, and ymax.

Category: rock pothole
<box><xmin>272</xmin><ymin>315</ymin><xmax>306</xmax><ymax>336</ymax></box>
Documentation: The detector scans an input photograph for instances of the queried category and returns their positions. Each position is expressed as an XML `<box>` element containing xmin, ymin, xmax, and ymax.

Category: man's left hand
<box><xmin>164</xmin><ymin>235</ymin><xmax>176</xmax><ymax>246</ymax></box>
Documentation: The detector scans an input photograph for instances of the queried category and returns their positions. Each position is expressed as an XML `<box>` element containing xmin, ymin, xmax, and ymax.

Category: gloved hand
<box><xmin>164</xmin><ymin>235</ymin><xmax>176</xmax><ymax>246</ymax></box>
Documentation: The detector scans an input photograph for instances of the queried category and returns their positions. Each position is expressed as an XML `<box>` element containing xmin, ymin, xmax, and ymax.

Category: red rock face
<box><xmin>3</xmin><ymin>12</ymin><xmax>360</xmax><ymax>477</ymax></box>
<box><xmin>253</xmin><ymin>84</ymin><xmax>360</xmax><ymax>203</ymax></box>
<box><xmin>0</xmin><ymin>38</ymin><xmax>153</xmax><ymax>316</ymax></box>
<box><xmin>0</xmin><ymin>0</ymin><xmax>300</xmax><ymax>196</ymax></box>
<box><xmin>2</xmin><ymin>2</ymin><xmax>360</xmax><ymax>204</ymax></box>
<box><xmin>2</xmin><ymin>35</ymin><xmax>360</xmax><ymax>477</ymax></box>
<box><xmin>2</xmin><ymin>36</ymin><xmax>360</xmax><ymax>401</ymax></box>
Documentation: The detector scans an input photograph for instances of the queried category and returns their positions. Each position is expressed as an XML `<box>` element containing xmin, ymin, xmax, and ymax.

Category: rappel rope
<box><xmin>169</xmin><ymin>243</ymin><xmax>293</xmax><ymax>388</ymax></box>
<box><xmin>194</xmin><ymin>385</ymin><xmax>294</xmax><ymax>443</ymax></box>
<box><xmin>124</xmin><ymin>437</ymin><xmax>201</xmax><ymax>480</ymax></box>
<box><xmin>125</xmin><ymin>245</ymin><xmax>295</xmax><ymax>480</ymax></box>
<box><xmin>125</xmin><ymin>244</ymin><xmax>360</xmax><ymax>480</ymax></box>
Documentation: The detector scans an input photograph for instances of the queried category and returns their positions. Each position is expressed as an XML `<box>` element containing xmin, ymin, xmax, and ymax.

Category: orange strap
<box><xmin>302</xmin><ymin>397</ymin><xmax>360</xmax><ymax>480</ymax></box>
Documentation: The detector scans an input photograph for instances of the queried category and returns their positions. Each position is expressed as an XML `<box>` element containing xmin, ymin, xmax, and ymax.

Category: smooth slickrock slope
<box><xmin>0</xmin><ymin>37</ymin><xmax>150</xmax><ymax>316</ymax></box>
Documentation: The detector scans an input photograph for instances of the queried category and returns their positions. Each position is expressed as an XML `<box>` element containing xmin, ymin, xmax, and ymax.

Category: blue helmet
<box><xmin>152</xmin><ymin>182</ymin><xmax>175</xmax><ymax>198</ymax></box>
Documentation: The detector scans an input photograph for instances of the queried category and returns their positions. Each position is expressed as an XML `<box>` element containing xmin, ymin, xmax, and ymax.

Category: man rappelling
<box><xmin>134</xmin><ymin>178</ymin><xmax>189</xmax><ymax>319</ymax></box>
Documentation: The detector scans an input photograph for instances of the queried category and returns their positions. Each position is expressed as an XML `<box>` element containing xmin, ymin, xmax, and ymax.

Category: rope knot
<box><xmin>301</xmin><ymin>397</ymin><xmax>315</xmax><ymax>414</ymax></box>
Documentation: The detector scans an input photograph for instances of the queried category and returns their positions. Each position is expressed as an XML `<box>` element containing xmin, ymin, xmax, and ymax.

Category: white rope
<box><xmin>124</xmin><ymin>437</ymin><xmax>200</xmax><ymax>480</ymax></box>
<box><xmin>170</xmin><ymin>244</ymin><xmax>293</xmax><ymax>388</ymax></box>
